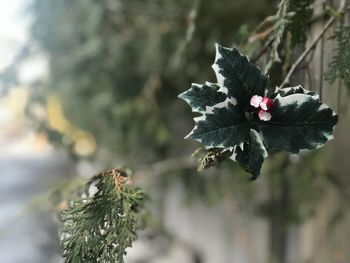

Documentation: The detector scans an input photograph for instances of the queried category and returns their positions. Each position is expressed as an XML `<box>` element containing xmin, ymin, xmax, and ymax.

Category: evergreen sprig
<box><xmin>288</xmin><ymin>0</ymin><xmax>314</xmax><ymax>47</ymax></box>
<box><xmin>265</xmin><ymin>0</ymin><xmax>291</xmax><ymax>73</ymax></box>
<box><xmin>325</xmin><ymin>26</ymin><xmax>350</xmax><ymax>88</ymax></box>
<box><xmin>60</xmin><ymin>169</ymin><xmax>146</xmax><ymax>263</ymax></box>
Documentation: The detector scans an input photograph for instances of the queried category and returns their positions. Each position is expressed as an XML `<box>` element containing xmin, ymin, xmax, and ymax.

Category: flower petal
<box><xmin>258</xmin><ymin>110</ymin><xmax>271</xmax><ymax>121</ymax></box>
<box><xmin>260</xmin><ymin>97</ymin><xmax>273</xmax><ymax>111</ymax></box>
<box><xmin>250</xmin><ymin>95</ymin><xmax>263</xmax><ymax>108</ymax></box>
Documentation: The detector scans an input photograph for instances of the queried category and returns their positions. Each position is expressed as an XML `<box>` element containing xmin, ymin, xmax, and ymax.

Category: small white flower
<box><xmin>258</xmin><ymin>110</ymin><xmax>272</xmax><ymax>121</ymax></box>
<box><xmin>250</xmin><ymin>95</ymin><xmax>263</xmax><ymax>108</ymax></box>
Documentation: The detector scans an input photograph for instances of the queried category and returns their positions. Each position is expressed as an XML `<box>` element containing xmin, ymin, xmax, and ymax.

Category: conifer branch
<box><xmin>60</xmin><ymin>169</ymin><xmax>146</xmax><ymax>263</ymax></box>
<box><xmin>264</xmin><ymin>0</ymin><xmax>291</xmax><ymax>74</ymax></box>
<box><xmin>133</xmin><ymin>156</ymin><xmax>196</xmax><ymax>184</ymax></box>
<box><xmin>280</xmin><ymin>0</ymin><xmax>346</xmax><ymax>88</ymax></box>
<box><xmin>325</xmin><ymin>25</ymin><xmax>350</xmax><ymax>88</ymax></box>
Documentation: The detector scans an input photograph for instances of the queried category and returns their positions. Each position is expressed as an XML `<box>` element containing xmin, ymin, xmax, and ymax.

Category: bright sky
<box><xmin>0</xmin><ymin>1</ymin><xmax>31</xmax><ymax>71</ymax></box>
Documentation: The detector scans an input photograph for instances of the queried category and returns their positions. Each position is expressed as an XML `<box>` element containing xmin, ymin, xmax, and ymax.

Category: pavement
<box><xmin>0</xmin><ymin>135</ymin><xmax>75</xmax><ymax>263</ymax></box>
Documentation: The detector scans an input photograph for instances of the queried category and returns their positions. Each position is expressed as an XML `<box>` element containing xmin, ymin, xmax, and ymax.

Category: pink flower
<box><xmin>250</xmin><ymin>95</ymin><xmax>274</xmax><ymax>121</ymax></box>
<box><xmin>260</xmin><ymin>97</ymin><xmax>273</xmax><ymax>111</ymax></box>
<box><xmin>258</xmin><ymin>110</ymin><xmax>272</xmax><ymax>121</ymax></box>
<box><xmin>250</xmin><ymin>95</ymin><xmax>263</xmax><ymax>108</ymax></box>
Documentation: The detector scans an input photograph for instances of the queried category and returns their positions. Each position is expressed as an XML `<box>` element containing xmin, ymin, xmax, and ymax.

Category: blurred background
<box><xmin>0</xmin><ymin>0</ymin><xmax>350</xmax><ymax>262</ymax></box>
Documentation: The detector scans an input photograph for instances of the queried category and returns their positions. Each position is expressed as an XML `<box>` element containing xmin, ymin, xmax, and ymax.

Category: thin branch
<box><xmin>306</xmin><ymin>66</ymin><xmax>314</xmax><ymax>90</ymax></box>
<box><xmin>253</xmin><ymin>15</ymin><xmax>275</xmax><ymax>33</ymax></box>
<box><xmin>319</xmin><ymin>1</ymin><xmax>326</xmax><ymax>100</ymax></box>
<box><xmin>305</xmin><ymin>45</ymin><xmax>317</xmax><ymax>67</ymax></box>
<box><xmin>252</xmin><ymin>39</ymin><xmax>273</xmax><ymax>63</ymax></box>
<box><xmin>280</xmin><ymin>19</ymin><xmax>334</xmax><ymax>87</ymax></box>
<box><xmin>337</xmin><ymin>78</ymin><xmax>343</xmax><ymax>114</ymax></box>
<box><xmin>280</xmin><ymin>0</ymin><xmax>346</xmax><ymax>88</ymax></box>
<box><xmin>132</xmin><ymin>156</ymin><xmax>196</xmax><ymax>185</ymax></box>
<box><xmin>171</xmin><ymin>0</ymin><xmax>201</xmax><ymax>69</ymax></box>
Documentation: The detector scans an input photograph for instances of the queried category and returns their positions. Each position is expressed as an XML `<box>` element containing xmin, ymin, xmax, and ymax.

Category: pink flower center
<box><xmin>250</xmin><ymin>95</ymin><xmax>273</xmax><ymax>121</ymax></box>
<box><xmin>260</xmin><ymin>97</ymin><xmax>273</xmax><ymax>111</ymax></box>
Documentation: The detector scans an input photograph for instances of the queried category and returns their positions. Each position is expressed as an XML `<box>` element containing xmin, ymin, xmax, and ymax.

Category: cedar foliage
<box><xmin>289</xmin><ymin>0</ymin><xmax>314</xmax><ymax>46</ymax></box>
<box><xmin>325</xmin><ymin>26</ymin><xmax>350</xmax><ymax>88</ymax></box>
<box><xmin>60</xmin><ymin>169</ymin><xmax>146</xmax><ymax>263</ymax></box>
<box><xmin>265</xmin><ymin>0</ymin><xmax>291</xmax><ymax>73</ymax></box>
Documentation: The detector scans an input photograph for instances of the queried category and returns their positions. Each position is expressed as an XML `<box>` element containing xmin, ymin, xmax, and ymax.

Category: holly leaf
<box><xmin>179</xmin><ymin>45</ymin><xmax>338</xmax><ymax>179</ymax></box>
<box><xmin>270</xmin><ymin>85</ymin><xmax>317</xmax><ymax>99</ymax></box>
<box><xmin>231</xmin><ymin>129</ymin><xmax>268</xmax><ymax>180</ymax></box>
<box><xmin>212</xmin><ymin>44</ymin><xmax>267</xmax><ymax>107</ymax></box>
<box><xmin>186</xmin><ymin>102</ymin><xmax>249</xmax><ymax>148</ymax></box>
<box><xmin>259</xmin><ymin>93</ymin><xmax>338</xmax><ymax>153</ymax></box>
<box><xmin>178</xmin><ymin>82</ymin><xmax>226</xmax><ymax>113</ymax></box>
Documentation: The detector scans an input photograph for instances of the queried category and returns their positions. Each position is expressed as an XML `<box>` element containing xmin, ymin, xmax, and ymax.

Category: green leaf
<box><xmin>231</xmin><ymin>129</ymin><xmax>268</xmax><ymax>180</ymax></box>
<box><xmin>212</xmin><ymin>44</ymin><xmax>267</xmax><ymax>107</ymax></box>
<box><xmin>178</xmin><ymin>82</ymin><xmax>226</xmax><ymax>113</ymax></box>
<box><xmin>259</xmin><ymin>93</ymin><xmax>338</xmax><ymax>153</ymax></box>
<box><xmin>186</xmin><ymin>102</ymin><xmax>249</xmax><ymax>148</ymax></box>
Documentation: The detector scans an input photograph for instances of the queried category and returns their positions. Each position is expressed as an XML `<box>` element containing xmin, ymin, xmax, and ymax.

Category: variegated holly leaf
<box><xmin>178</xmin><ymin>82</ymin><xmax>226</xmax><ymax>113</ymax></box>
<box><xmin>179</xmin><ymin>44</ymin><xmax>339</xmax><ymax>179</ymax></box>
<box><xmin>186</xmin><ymin>102</ymin><xmax>249</xmax><ymax>148</ymax></box>
<box><xmin>231</xmin><ymin>129</ymin><xmax>268</xmax><ymax>180</ymax></box>
<box><xmin>270</xmin><ymin>85</ymin><xmax>317</xmax><ymax>99</ymax></box>
<box><xmin>258</xmin><ymin>93</ymin><xmax>338</xmax><ymax>153</ymax></box>
<box><xmin>212</xmin><ymin>44</ymin><xmax>268</xmax><ymax>107</ymax></box>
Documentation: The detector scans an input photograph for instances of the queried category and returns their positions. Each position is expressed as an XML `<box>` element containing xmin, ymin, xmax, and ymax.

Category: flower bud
<box><xmin>258</xmin><ymin>110</ymin><xmax>272</xmax><ymax>121</ymax></box>
<box><xmin>250</xmin><ymin>95</ymin><xmax>263</xmax><ymax>108</ymax></box>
